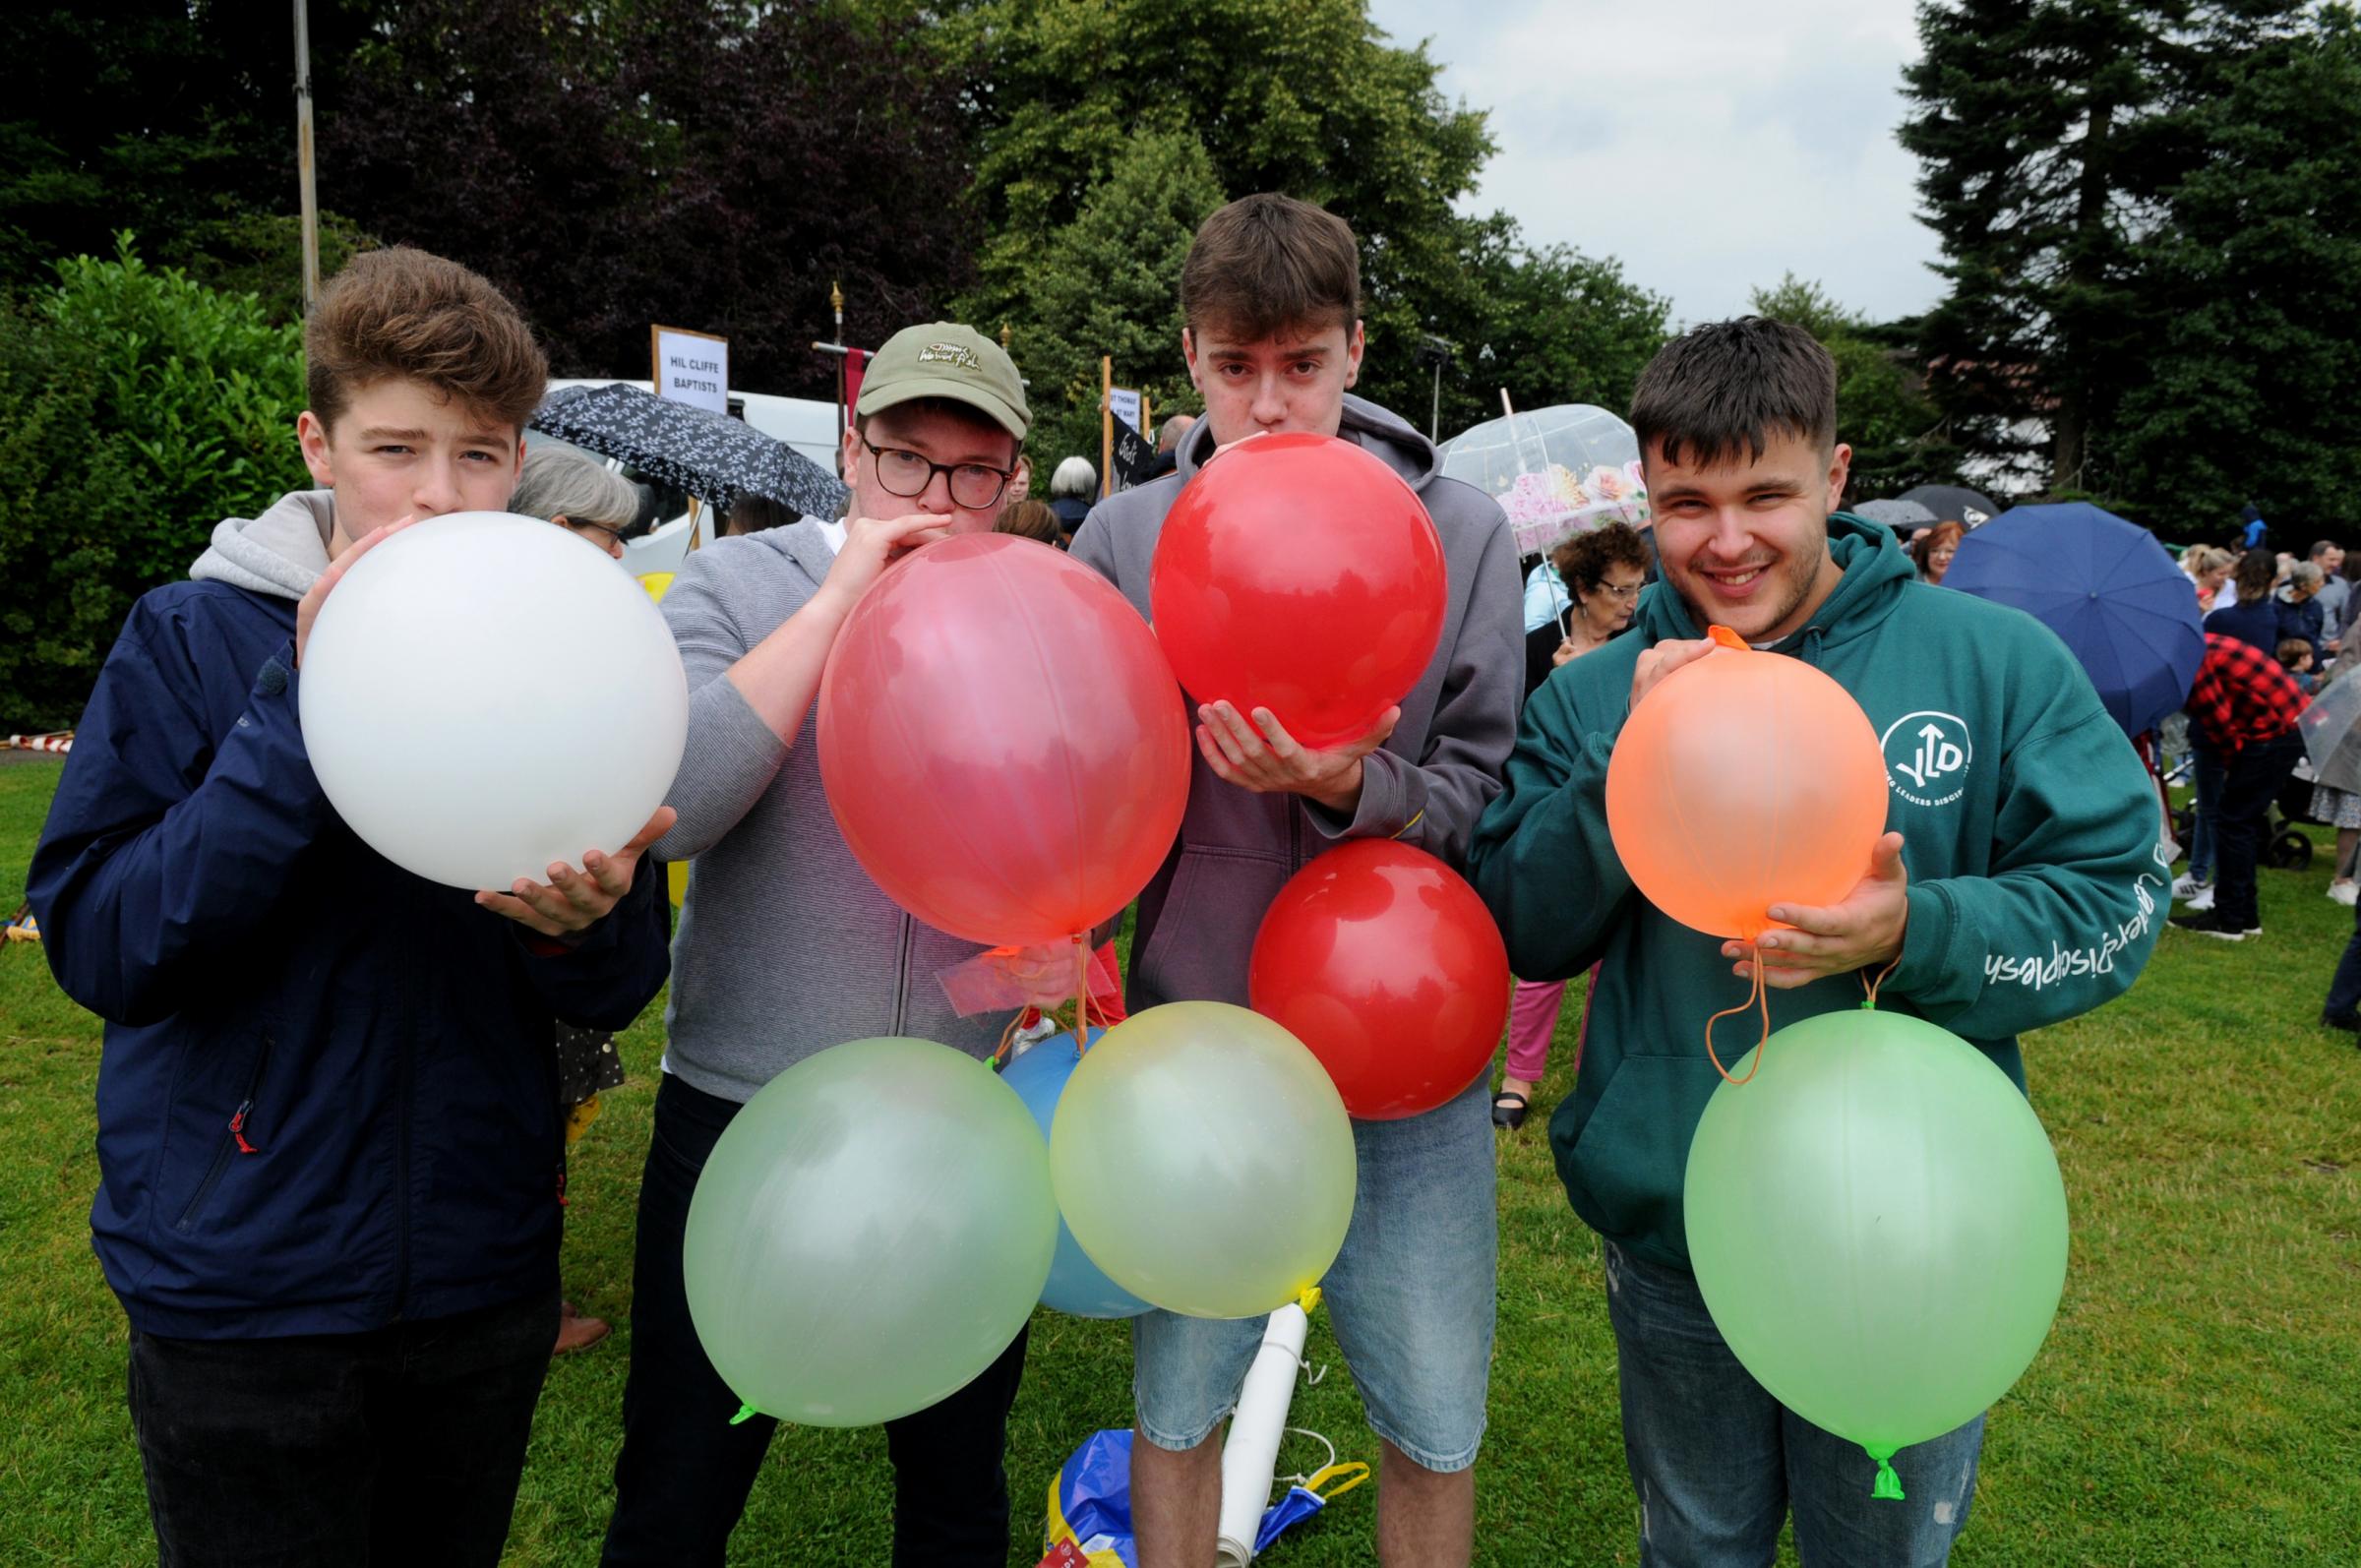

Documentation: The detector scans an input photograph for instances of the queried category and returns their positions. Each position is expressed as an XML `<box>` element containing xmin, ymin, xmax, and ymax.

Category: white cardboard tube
<box><xmin>1212</xmin><ymin>1303</ymin><xmax>1310</xmax><ymax>1566</ymax></box>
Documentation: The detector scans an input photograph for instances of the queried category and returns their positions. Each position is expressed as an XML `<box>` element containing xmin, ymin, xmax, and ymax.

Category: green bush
<box><xmin>0</xmin><ymin>235</ymin><xmax>308</xmax><ymax>731</ymax></box>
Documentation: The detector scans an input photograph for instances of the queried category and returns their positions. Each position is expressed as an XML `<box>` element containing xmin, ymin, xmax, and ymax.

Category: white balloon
<box><xmin>298</xmin><ymin>511</ymin><xmax>689</xmax><ymax>890</ymax></box>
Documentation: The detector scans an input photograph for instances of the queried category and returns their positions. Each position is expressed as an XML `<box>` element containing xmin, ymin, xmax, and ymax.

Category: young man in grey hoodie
<box><xmin>600</xmin><ymin>323</ymin><xmax>1040</xmax><ymax>1567</ymax></box>
<box><xmin>1069</xmin><ymin>193</ymin><xmax>1524</xmax><ymax>1568</ymax></box>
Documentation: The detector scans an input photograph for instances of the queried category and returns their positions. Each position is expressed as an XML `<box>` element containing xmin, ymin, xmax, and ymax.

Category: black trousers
<box><xmin>601</xmin><ymin>1071</ymin><xmax>1030</xmax><ymax>1567</ymax></box>
<box><xmin>2213</xmin><ymin>729</ymin><xmax>2304</xmax><ymax>932</ymax></box>
<box><xmin>127</xmin><ymin>1290</ymin><xmax>558</xmax><ymax>1567</ymax></box>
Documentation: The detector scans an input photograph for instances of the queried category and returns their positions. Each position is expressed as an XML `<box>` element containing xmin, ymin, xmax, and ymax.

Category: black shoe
<box><xmin>2169</xmin><ymin>911</ymin><xmax>2256</xmax><ymax>940</ymax></box>
<box><xmin>1491</xmin><ymin>1091</ymin><xmax>1530</xmax><ymax>1130</ymax></box>
<box><xmin>2323</xmin><ymin>1011</ymin><xmax>2360</xmax><ymax>1033</ymax></box>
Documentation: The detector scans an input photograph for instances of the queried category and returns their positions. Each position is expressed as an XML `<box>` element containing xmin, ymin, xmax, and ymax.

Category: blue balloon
<box><xmin>1000</xmin><ymin>1030</ymin><xmax>1153</xmax><ymax>1319</ymax></box>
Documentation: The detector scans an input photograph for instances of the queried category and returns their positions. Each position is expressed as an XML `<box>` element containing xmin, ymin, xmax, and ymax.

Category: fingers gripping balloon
<box><xmin>1604</xmin><ymin>627</ymin><xmax>1889</xmax><ymax>1079</ymax></box>
<box><xmin>1150</xmin><ymin>434</ymin><xmax>1447</xmax><ymax>750</ymax></box>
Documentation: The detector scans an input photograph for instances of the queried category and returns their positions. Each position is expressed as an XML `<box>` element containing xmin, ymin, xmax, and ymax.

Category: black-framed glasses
<box><xmin>861</xmin><ymin>436</ymin><xmax>1015</xmax><ymax>510</ymax></box>
<box><xmin>558</xmin><ymin>515</ymin><xmax>629</xmax><ymax>548</ymax></box>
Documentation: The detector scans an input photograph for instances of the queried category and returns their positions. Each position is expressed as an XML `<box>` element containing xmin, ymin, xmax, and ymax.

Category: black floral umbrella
<box><xmin>530</xmin><ymin>383</ymin><xmax>846</xmax><ymax>521</ymax></box>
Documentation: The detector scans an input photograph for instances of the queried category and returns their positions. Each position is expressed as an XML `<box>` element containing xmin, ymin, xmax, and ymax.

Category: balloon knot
<box><xmin>1298</xmin><ymin>1286</ymin><xmax>1323</xmax><ymax>1315</ymax></box>
<box><xmin>729</xmin><ymin>1403</ymin><xmax>757</xmax><ymax>1426</ymax></box>
<box><xmin>1869</xmin><ymin>1451</ymin><xmax>1907</xmax><ymax>1501</ymax></box>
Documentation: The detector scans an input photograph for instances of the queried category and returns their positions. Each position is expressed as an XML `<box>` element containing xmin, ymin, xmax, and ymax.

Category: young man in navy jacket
<box><xmin>28</xmin><ymin>247</ymin><xmax>672</xmax><ymax>1566</ymax></box>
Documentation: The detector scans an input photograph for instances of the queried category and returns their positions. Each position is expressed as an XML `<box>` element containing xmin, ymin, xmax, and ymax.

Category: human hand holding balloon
<box><xmin>1722</xmin><ymin>831</ymin><xmax>1909</xmax><ymax>990</ymax></box>
<box><xmin>1628</xmin><ymin>633</ymin><xmax>1722</xmax><ymax>710</ymax></box>
<box><xmin>1195</xmin><ymin>700</ymin><xmax>1399</xmax><ymax>814</ymax></box>
<box><xmin>295</xmin><ymin>514</ymin><xmax>417</xmax><ymax>668</ymax></box>
<box><xmin>474</xmin><ymin>805</ymin><xmax>678</xmax><ymax>936</ymax></box>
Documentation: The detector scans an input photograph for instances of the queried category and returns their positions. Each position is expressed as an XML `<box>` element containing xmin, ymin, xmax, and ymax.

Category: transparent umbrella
<box><xmin>1436</xmin><ymin>404</ymin><xmax>1648</xmax><ymax>556</ymax></box>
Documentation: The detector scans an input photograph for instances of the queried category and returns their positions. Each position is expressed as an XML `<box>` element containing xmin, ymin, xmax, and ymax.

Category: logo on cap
<box><xmin>917</xmin><ymin>341</ymin><xmax>982</xmax><ymax>373</ymax></box>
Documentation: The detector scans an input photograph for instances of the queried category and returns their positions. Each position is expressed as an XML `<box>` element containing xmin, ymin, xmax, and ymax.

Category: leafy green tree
<box><xmin>2109</xmin><ymin>7</ymin><xmax>2361</xmax><ymax>529</ymax></box>
<box><xmin>0</xmin><ymin>238</ymin><xmax>309</xmax><ymax>730</ymax></box>
<box><xmin>1004</xmin><ymin>130</ymin><xmax>1227</xmax><ymax>469</ymax></box>
<box><xmin>1750</xmin><ymin>274</ymin><xmax>1957</xmax><ymax>500</ymax></box>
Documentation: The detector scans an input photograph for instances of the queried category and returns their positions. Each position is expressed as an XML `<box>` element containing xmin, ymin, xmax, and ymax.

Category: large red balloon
<box><xmin>1248</xmin><ymin>840</ymin><xmax>1510</xmax><ymax>1119</ymax></box>
<box><xmin>1604</xmin><ymin>628</ymin><xmax>1889</xmax><ymax>940</ymax></box>
<box><xmin>817</xmin><ymin>533</ymin><xmax>1190</xmax><ymax>946</ymax></box>
<box><xmin>1151</xmin><ymin>433</ymin><xmax>1446</xmax><ymax>749</ymax></box>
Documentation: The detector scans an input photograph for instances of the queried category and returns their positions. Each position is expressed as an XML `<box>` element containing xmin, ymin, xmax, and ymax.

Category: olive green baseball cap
<box><xmin>857</xmin><ymin>322</ymin><xmax>1030</xmax><ymax>441</ymax></box>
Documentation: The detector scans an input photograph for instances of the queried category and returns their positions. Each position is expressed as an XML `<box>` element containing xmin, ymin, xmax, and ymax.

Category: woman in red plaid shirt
<box><xmin>2172</xmin><ymin>633</ymin><xmax>2308</xmax><ymax>940</ymax></box>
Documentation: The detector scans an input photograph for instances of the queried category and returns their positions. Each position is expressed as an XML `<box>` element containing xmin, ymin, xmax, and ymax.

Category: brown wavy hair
<box><xmin>305</xmin><ymin>247</ymin><xmax>547</xmax><ymax>436</ymax></box>
<box><xmin>1551</xmin><ymin>522</ymin><xmax>1652</xmax><ymax>602</ymax></box>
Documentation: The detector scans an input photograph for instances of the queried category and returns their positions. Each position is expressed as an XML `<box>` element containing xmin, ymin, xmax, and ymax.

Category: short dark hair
<box><xmin>2277</xmin><ymin>637</ymin><xmax>2314</xmax><ymax>667</ymax></box>
<box><xmin>725</xmin><ymin>493</ymin><xmax>798</xmax><ymax>536</ymax></box>
<box><xmin>2310</xmin><ymin>539</ymin><xmax>2340</xmax><ymax>560</ymax></box>
<box><xmin>1182</xmin><ymin>194</ymin><xmax>1361</xmax><ymax>342</ymax></box>
<box><xmin>306</xmin><ymin>247</ymin><xmax>547</xmax><ymax>436</ymax></box>
<box><xmin>1629</xmin><ymin>317</ymin><xmax>1838</xmax><ymax>470</ymax></box>
<box><xmin>1550</xmin><ymin>522</ymin><xmax>1652</xmax><ymax>601</ymax></box>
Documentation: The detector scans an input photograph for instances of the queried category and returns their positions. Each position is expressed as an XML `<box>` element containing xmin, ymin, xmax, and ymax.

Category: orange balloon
<box><xmin>1604</xmin><ymin>628</ymin><xmax>1888</xmax><ymax>940</ymax></box>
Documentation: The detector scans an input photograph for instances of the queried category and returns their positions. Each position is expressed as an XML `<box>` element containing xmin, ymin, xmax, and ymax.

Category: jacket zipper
<box><xmin>889</xmin><ymin>912</ymin><xmax>913</xmax><ymax>1035</ymax></box>
<box><xmin>172</xmin><ymin>1035</ymin><xmax>273</xmax><ymax>1233</ymax></box>
<box><xmin>391</xmin><ymin>895</ymin><xmax>417</xmax><ymax>1321</ymax></box>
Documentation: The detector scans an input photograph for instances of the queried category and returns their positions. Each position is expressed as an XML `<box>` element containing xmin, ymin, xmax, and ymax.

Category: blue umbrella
<box><xmin>1944</xmin><ymin>502</ymin><xmax>2204</xmax><ymax>737</ymax></box>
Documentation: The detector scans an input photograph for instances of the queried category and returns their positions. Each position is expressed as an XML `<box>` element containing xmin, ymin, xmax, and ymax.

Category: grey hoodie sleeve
<box><xmin>652</xmin><ymin>555</ymin><xmax>795</xmax><ymax>862</ymax></box>
<box><xmin>1304</xmin><ymin>509</ymin><xmax>1525</xmax><ymax>869</ymax></box>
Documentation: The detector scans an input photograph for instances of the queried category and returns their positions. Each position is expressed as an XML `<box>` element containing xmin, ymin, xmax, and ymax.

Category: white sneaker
<box><xmin>2172</xmin><ymin>874</ymin><xmax>2210</xmax><ymax>900</ymax></box>
<box><xmin>2331</xmin><ymin>880</ymin><xmax>2358</xmax><ymax>907</ymax></box>
<box><xmin>2184</xmin><ymin>884</ymin><xmax>2215</xmax><ymax>912</ymax></box>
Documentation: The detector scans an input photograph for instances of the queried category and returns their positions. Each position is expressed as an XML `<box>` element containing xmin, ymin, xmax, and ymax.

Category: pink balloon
<box><xmin>817</xmin><ymin>533</ymin><xmax>1192</xmax><ymax>946</ymax></box>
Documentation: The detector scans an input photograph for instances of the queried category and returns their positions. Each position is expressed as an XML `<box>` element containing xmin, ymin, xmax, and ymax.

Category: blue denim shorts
<box><xmin>1129</xmin><ymin>1073</ymin><xmax>1498</xmax><ymax>1473</ymax></box>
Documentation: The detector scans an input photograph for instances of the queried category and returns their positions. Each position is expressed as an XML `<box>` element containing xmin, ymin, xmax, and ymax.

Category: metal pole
<box><xmin>830</xmin><ymin>278</ymin><xmax>846</xmax><ymax>445</ymax></box>
<box><xmin>1429</xmin><ymin>359</ymin><xmax>1441</xmax><ymax>444</ymax></box>
<box><xmin>294</xmin><ymin>0</ymin><xmax>321</xmax><ymax>316</ymax></box>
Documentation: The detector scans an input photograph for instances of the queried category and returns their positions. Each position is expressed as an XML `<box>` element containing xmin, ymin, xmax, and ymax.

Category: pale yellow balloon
<box><xmin>1049</xmin><ymin>1001</ymin><xmax>1357</xmax><ymax>1319</ymax></box>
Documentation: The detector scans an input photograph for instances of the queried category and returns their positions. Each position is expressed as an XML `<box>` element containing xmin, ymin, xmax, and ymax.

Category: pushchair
<box><xmin>2168</xmin><ymin>750</ymin><xmax>2322</xmax><ymax>871</ymax></box>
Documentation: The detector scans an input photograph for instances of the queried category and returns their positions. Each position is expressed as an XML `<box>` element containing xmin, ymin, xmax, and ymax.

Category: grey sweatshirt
<box><xmin>1070</xmin><ymin>394</ymin><xmax>1524</xmax><ymax>1011</ymax></box>
<box><xmin>651</xmin><ymin>521</ymin><xmax>1002</xmax><ymax>1103</ymax></box>
<box><xmin>189</xmin><ymin>490</ymin><xmax>334</xmax><ymax>599</ymax></box>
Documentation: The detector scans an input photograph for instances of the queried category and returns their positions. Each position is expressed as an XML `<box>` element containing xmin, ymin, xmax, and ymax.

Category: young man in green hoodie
<box><xmin>1468</xmin><ymin>318</ymin><xmax>2165</xmax><ymax>1564</ymax></box>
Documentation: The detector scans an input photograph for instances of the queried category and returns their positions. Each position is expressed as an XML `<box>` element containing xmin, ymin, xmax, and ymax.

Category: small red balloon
<box><xmin>1151</xmin><ymin>433</ymin><xmax>1446</xmax><ymax>750</ymax></box>
<box><xmin>1248</xmin><ymin>840</ymin><xmax>1511</xmax><ymax>1119</ymax></box>
<box><xmin>818</xmin><ymin>533</ymin><xmax>1191</xmax><ymax>946</ymax></box>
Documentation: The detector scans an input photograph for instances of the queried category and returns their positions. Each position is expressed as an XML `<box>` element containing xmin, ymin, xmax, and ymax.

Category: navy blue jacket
<box><xmin>2205</xmin><ymin>598</ymin><xmax>2280</xmax><ymax>656</ymax></box>
<box><xmin>29</xmin><ymin>579</ymin><xmax>671</xmax><ymax>1338</ymax></box>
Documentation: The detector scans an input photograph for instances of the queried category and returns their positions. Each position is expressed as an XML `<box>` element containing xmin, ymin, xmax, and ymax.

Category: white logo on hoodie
<box><xmin>1881</xmin><ymin>710</ymin><xmax>1973</xmax><ymax>807</ymax></box>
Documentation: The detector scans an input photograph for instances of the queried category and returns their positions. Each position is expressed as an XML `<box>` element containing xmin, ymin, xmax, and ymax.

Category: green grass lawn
<box><xmin>0</xmin><ymin>755</ymin><xmax>2353</xmax><ymax>1564</ymax></box>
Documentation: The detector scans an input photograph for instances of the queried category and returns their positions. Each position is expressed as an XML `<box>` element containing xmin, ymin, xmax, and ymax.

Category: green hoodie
<box><xmin>1467</xmin><ymin>514</ymin><xmax>2167</xmax><ymax>1271</ymax></box>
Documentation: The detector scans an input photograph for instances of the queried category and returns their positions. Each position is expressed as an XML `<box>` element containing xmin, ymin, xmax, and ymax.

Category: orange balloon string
<box><xmin>1860</xmin><ymin>953</ymin><xmax>1902</xmax><ymax>1010</ymax></box>
<box><xmin>1705</xmin><ymin>941</ymin><xmax>1771</xmax><ymax>1086</ymax></box>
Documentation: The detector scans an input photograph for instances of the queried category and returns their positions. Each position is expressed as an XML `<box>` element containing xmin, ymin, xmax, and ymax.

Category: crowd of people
<box><xmin>21</xmin><ymin>189</ymin><xmax>2314</xmax><ymax>1568</ymax></box>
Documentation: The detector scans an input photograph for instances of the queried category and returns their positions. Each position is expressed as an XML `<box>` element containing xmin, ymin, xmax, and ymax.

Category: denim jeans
<box><xmin>127</xmin><ymin>1290</ymin><xmax>558</xmax><ymax>1567</ymax></box>
<box><xmin>1602</xmin><ymin>1241</ymin><xmax>1983</xmax><ymax>1567</ymax></box>
<box><xmin>1131</xmin><ymin>1072</ymin><xmax>1497</xmax><ymax>1472</ymax></box>
<box><xmin>601</xmin><ymin>1072</ymin><xmax>1029</xmax><ymax>1567</ymax></box>
<box><xmin>2188</xmin><ymin>736</ymin><xmax>2226</xmax><ymax>881</ymax></box>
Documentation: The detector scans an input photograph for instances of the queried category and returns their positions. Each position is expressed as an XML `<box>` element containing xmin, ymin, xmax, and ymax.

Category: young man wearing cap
<box><xmin>1468</xmin><ymin>318</ymin><xmax>2163</xmax><ymax>1564</ymax></box>
<box><xmin>1069</xmin><ymin>194</ymin><xmax>1523</xmax><ymax>1567</ymax></box>
<box><xmin>600</xmin><ymin>324</ymin><xmax>1037</xmax><ymax>1566</ymax></box>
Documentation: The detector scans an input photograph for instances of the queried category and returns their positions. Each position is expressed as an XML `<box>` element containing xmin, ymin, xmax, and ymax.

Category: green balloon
<box><xmin>1049</xmin><ymin>1002</ymin><xmax>1357</xmax><ymax>1319</ymax></box>
<box><xmin>1682</xmin><ymin>1009</ymin><xmax>2069</xmax><ymax>1494</ymax></box>
<box><xmin>684</xmin><ymin>1037</ymin><xmax>1056</xmax><ymax>1427</ymax></box>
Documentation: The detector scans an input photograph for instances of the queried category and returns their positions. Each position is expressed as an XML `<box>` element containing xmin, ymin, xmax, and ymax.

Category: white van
<box><xmin>532</xmin><ymin>379</ymin><xmax>843</xmax><ymax>575</ymax></box>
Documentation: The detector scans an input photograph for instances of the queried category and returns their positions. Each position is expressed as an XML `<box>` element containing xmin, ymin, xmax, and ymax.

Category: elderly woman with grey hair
<box><xmin>510</xmin><ymin>444</ymin><xmax>642</xmax><ymax>560</ymax></box>
<box><xmin>1047</xmin><ymin>454</ymin><xmax>1097</xmax><ymax>537</ymax></box>
<box><xmin>2277</xmin><ymin>558</ymin><xmax>2331</xmax><ymax>667</ymax></box>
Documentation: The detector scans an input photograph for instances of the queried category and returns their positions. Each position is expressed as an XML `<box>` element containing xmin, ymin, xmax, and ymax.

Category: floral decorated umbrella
<box><xmin>1437</xmin><ymin>403</ymin><xmax>1649</xmax><ymax>556</ymax></box>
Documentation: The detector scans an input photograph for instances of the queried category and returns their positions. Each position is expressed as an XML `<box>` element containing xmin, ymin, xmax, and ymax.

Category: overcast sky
<box><xmin>1363</xmin><ymin>0</ymin><xmax>1944</xmax><ymax>329</ymax></box>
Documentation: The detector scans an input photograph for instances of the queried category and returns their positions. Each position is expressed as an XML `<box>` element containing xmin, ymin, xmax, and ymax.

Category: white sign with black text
<box><xmin>650</xmin><ymin>326</ymin><xmax>730</xmax><ymax>416</ymax></box>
